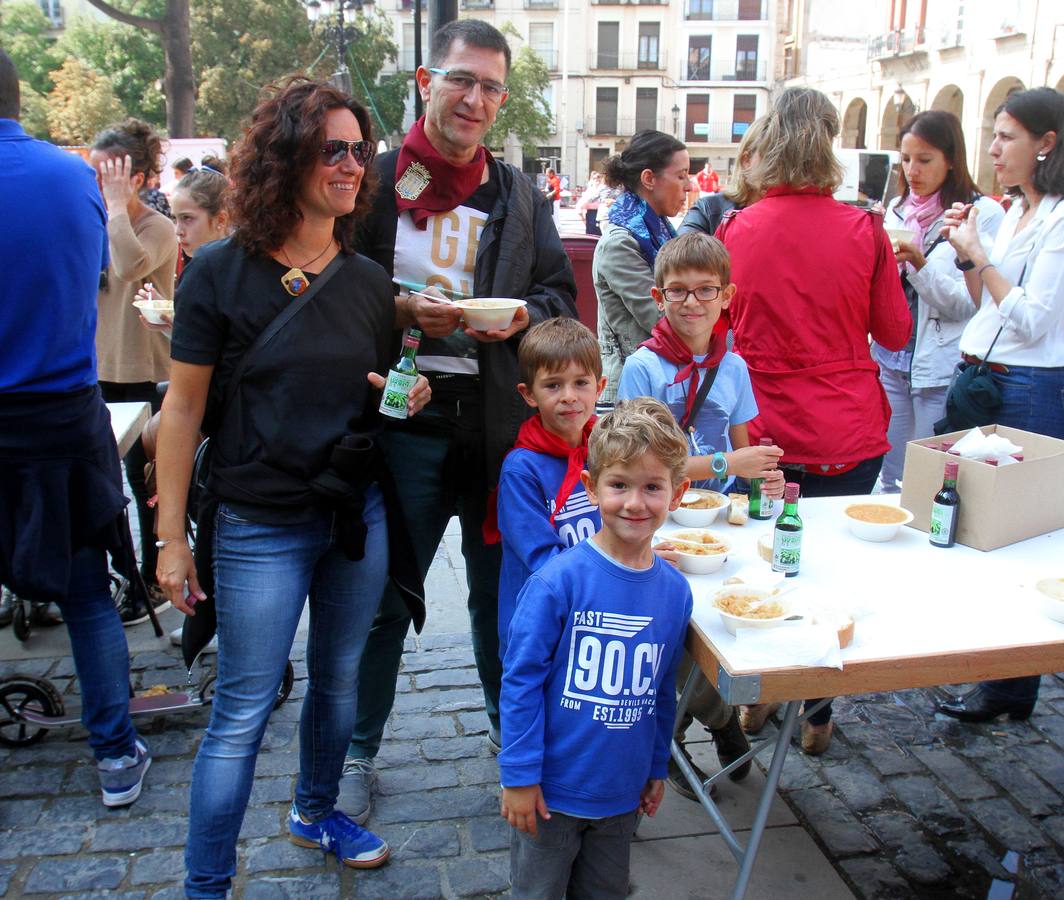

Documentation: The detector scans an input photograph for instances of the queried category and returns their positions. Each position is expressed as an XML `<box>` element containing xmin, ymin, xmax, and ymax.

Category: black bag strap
<box><xmin>218</xmin><ymin>251</ymin><xmax>348</xmax><ymax>420</ymax></box>
<box><xmin>679</xmin><ymin>363</ymin><xmax>721</xmax><ymax>432</ymax></box>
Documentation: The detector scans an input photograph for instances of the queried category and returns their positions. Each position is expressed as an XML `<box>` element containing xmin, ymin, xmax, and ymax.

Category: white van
<box><xmin>160</xmin><ymin>137</ymin><xmax>228</xmax><ymax>194</ymax></box>
<box><xmin>834</xmin><ymin>149</ymin><xmax>902</xmax><ymax>208</ymax></box>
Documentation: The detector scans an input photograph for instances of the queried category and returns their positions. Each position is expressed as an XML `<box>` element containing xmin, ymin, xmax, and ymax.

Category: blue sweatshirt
<box><xmin>498</xmin><ymin>448</ymin><xmax>602</xmax><ymax>658</ymax></box>
<box><xmin>499</xmin><ymin>539</ymin><xmax>693</xmax><ymax>819</ymax></box>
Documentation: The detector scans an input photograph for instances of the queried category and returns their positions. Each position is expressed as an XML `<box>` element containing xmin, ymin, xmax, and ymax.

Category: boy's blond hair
<box><xmin>654</xmin><ymin>232</ymin><xmax>731</xmax><ymax>288</ymax></box>
<box><xmin>588</xmin><ymin>398</ymin><xmax>689</xmax><ymax>486</ymax></box>
<box><xmin>518</xmin><ymin>318</ymin><xmax>603</xmax><ymax>386</ymax></box>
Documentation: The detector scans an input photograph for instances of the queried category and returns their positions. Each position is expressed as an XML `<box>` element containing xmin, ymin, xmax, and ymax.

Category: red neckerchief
<box><xmin>640</xmin><ymin>316</ymin><xmax>728</xmax><ymax>427</ymax></box>
<box><xmin>482</xmin><ymin>414</ymin><xmax>597</xmax><ymax>545</ymax></box>
<box><xmin>395</xmin><ymin>116</ymin><xmax>493</xmax><ymax>230</ymax></box>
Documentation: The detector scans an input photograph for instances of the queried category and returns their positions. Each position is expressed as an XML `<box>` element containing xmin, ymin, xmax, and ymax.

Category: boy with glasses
<box><xmin>616</xmin><ymin>232</ymin><xmax>784</xmax><ymax>799</ymax></box>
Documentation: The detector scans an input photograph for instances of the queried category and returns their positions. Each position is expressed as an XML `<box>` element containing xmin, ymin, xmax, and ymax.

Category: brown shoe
<box><xmin>800</xmin><ymin>720</ymin><xmax>833</xmax><ymax>755</ymax></box>
<box><xmin>739</xmin><ymin>702</ymin><xmax>781</xmax><ymax>734</ymax></box>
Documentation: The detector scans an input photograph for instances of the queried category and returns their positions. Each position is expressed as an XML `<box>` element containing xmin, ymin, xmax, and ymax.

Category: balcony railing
<box><xmin>591</xmin><ymin>0</ymin><xmax>668</xmax><ymax>5</ymax></box>
<box><xmin>399</xmin><ymin>0</ymin><xmax>427</xmax><ymax>10</ymax></box>
<box><xmin>684</xmin><ymin>58</ymin><xmax>767</xmax><ymax>81</ymax></box>
<box><xmin>684</xmin><ymin>120</ymin><xmax>738</xmax><ymax>143</ymax></box>
<box><xmin>589</xmin><ymin>50</ymin><xmax>668</xmax><ymax>71</ymax></box>
<box><xmin>525</xmin><ymin>0</ymin><xmax>559</xmax><ymax>6</ymax></box>
<box><xmin>460</xmin><ymin>0</ymin><xmax>494</xmax><ymax>8</ymax></box>
<box><xmin>585</xmin><ymin>116</ymin><xmax>670</xmax><ymax>136</ymax></box>
<box><xmin>685</xmin><ymin>0</ymin><xmax>766</xmax><ymax>20</ymax></box>
<box><xmin>533</xmin><ymin>49</ymin><xmax>559</xmax><ymax>71</ymax></box>
<box><xmin>867</xmin><ymin>27</ymin><xmax>926</xmax><ymax>60</ymax></box>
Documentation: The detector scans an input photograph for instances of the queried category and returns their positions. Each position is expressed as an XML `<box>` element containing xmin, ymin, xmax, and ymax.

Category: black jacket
<box><xmin>358</xmin><ymin>151</ymin><xmax>578</xmax><ymax>482</ymax></box>
<box><xmin>678</xmin><ymin>194</ymin><xmax>738</xmax><ymax>238</ymax></box>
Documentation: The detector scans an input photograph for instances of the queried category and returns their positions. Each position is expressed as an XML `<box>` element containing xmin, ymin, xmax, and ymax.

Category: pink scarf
<box><xmin>900</xmin><ymin>190</ymin><xmax>944</xmax><ymax>273</ymax></box>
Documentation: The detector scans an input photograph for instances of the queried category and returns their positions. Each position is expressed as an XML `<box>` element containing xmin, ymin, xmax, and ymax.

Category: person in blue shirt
<box><xmin>491</xmin><ymin>318</ymin><xmax>606</xmax><ymax>659</ymax></box>
<box><xmin>0</xmin><ymin>51</ymin><xmax>151</xmax><ymax>808</ymax></box>
<box><xmin>617</xmin><ymin>232</ymin><xmax>786</xmax><ymax>799</ymax></box>
<box><xmin>499</xmin><ymin>398</ymin><xmax>693</xmax><ymax>899</ymax></box>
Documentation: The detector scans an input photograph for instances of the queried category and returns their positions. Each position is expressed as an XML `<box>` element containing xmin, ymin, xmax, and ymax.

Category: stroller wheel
<box><xmin>12</xmin><ymin>600</ymin><xmax>29</xmax><ymax>643</ymax></box>
<box><xmin>0</xmin><ymin>676</ymin><xmax>64</xmax><ymax>746</ymax></box>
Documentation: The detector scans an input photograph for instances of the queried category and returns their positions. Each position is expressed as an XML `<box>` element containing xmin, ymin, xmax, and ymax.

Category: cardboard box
<box><xmin>899</xmin><ymin>425</ymin><xmax>1064</xmax><ymax>552</ymax></box>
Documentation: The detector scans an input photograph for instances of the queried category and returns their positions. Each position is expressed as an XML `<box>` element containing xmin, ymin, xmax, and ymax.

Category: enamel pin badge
<box><xmin>396</xmin><ymin>162</ymin><xmax>432</xmax><ymax>200</ymax></box>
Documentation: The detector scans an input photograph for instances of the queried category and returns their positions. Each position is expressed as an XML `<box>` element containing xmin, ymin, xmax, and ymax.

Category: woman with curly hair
<box><xmin>90</xmin><ymin>118</ymin><xmax>179</xmax><ymax>621</ymax></box>
<box><xmin>154</xmin><ymin>76</ymin><xmax>430</xmax><ymax>896</ymax></box>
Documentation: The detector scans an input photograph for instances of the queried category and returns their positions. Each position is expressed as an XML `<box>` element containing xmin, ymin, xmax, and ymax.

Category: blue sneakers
<box><xmin>98</xmin><ymin>738</ymin><xmax>151</xmax><ymax>807</ymax></box>
<box><xmin>288</xmin><ymin>804</ymin><xmax>390</xmax><ymax>869</ymax></box>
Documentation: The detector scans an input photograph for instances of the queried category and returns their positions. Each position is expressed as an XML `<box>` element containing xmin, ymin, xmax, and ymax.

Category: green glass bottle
<box><xmin>771</xmin><ymin>482</ymin><xmax>803</xmax><ymax>577</ymax></box>
<box><xmin>749</xmin><ymin>436</ymin><xmax>775</xmax><ymax>520</ymax></box>
<box><xmin>379</xmin><ymin>329</ymin><xmax>422</xmax><ymax>420</ymax></box>
<box><xmin>929</xmin><ymin>460</ymin><xmax>960</xmax><ymax>548</ymax></box>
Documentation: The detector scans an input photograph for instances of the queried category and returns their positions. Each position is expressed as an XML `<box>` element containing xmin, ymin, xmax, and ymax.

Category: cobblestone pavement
<box><xmin>754</xmin><ymin>680</ymin><xmax>1064</xmax><ymax>898</ymax></box>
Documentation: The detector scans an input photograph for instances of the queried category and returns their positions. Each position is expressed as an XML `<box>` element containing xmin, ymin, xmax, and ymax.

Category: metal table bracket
<box><xmin>717</xmin><ymin>665</ymin><xmax>761</xmax><ymax>705</ymax></box>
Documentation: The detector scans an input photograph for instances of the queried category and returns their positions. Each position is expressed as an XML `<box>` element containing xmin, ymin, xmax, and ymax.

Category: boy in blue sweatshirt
<box><xmin>492</xmin><ymin>318</ymin><xmax>606</xmax><ymax>659</ymax></box>
<box><xmin>499</xmin><ymin>398</ymin><xmax>694</xmax><ymax>899</ymax></box>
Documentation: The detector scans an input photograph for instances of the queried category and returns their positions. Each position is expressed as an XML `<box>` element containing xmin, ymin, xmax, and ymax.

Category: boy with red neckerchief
<box><xmin>492</xmin><ymin>319</ymin><xmax>605</xmax><ymax>658</ymax></box>
<box><xmin>617</xmin><ymin>231</ymin><xmax>786</xmax><ymax>799</ymax></box>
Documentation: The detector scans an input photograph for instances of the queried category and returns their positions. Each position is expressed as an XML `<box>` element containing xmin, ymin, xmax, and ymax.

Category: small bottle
<box><xmin>929</xmin><ymin>460</ymin><xmax>960</xmax><ymax>548</ymax></box>
<box><xmin>772</xmin><ymin>482</ymin><xmax>803</xmax><ymax>577</ymax></box>
<box><xmin>749</xmin><ymin>437</ymin><xmax>776</xmax><ymax>520</ymax></box>
<box><xmin>378</xmin><ymin>329</ymin><xmax>422</xmax><ymax>420</ymax></box>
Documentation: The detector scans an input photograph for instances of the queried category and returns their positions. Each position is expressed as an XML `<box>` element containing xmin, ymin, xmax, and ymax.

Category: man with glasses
<box><xmin>347</xmin><ymin>19</ymin><xmax>577</xmax><ymax>822</ymax></box>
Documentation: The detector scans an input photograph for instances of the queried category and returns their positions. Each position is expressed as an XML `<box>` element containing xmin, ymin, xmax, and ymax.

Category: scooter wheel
<box><xmin>275</xmin><ymin>661</ymin><xmax>294</xmax><ymax>710</ymax></box>
<box><xmin>12</xmin><ymin>601</ymin><xmax>29</xmax><ymax>643</ymax></box>
<box><xmin>0</xmin><ymin>676</ymin><xmax>64</xmax><ymax>746</ymax></box>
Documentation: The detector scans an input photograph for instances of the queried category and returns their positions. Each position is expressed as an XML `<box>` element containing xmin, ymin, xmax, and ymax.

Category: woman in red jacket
<box><xmin>718</xmin><ymin>87</ymin><xmax>911</xmax><ymax>753</ymax></box>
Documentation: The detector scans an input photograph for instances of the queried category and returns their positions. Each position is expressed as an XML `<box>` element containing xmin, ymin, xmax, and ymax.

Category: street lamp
<box><xmin>305</xmin><ymin>0</ymin><xmax>375</xmax><ymax>93</ymax></box>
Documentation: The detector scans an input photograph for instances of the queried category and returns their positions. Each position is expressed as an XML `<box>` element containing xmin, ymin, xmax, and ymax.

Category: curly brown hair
<box><xmin>227</xmin><ymin>75</ymin><xmax>377</xmax><ymax>256</ymax></box>
<box><xmin>91</xmin><ymin>118</ymin><xmax>163</xmax><ymax>180</ymax></box>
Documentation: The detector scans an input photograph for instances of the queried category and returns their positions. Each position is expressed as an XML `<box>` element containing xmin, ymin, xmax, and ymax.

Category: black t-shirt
<box><xmin>170</xmin><ymin>237</ymin><xmax>394</xmax><ymax>522</ymax></box>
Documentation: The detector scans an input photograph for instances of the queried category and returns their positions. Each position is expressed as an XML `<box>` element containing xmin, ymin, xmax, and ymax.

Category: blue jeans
<box><xmin>184</xmin><ymin>489</ymin><xmax>387</xmax><ymax>898</ymax></box>
<box><xmin>982</xmin><ymin>364</ymin><xmax>1064</xmax><ymax>705</ymax></box>
<box><xmin>55</xmin><ymin>545</ymin><xmax>138</xmax><ymax>761</ymax></box>
<box><xmin>349</xmin><ymin>421</ymin><xmax>502</xmax><ymax>760</ymax></box>
<box><xmin>780</xmin><ymin>455</ymin><xmax>884</xmax><ymax>726</ymax></box>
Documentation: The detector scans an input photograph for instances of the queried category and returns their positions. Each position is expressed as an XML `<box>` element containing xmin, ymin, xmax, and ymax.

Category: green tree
<box><xmin>0</xmin><ymin>2</ymin><xmax>63</xmax><ymax>95</ymax></box>
<box><xmin>83</xmin><ymin>0</ymin><xmax>195</xmax><ymax>136</ymax></box>
<box><xmin>331</xmin><ymin>11</ymin><xmax>407</xmax><ymax>138</ymax></box>
<box><xmin>485</xmin><ymin>35</ymin><xmax>553</xmax><ymax>154</ymax></box>
<box><xmin>18</xmin><ymin>82</ymin><xmax>52</xmax><ymax>140</ymax></box>
<box><xmin>58</xmin><ymin>8</ymin><xmax>167</xmax><ymax>129</ymax></box>
<box><xmin>192</xmin><ymin>0</ymin><xmax>315</xmax><ymax>141</ymax></box>
<box><xmin>46</xmin><ymin>57</ymin><xmax>124</xmax><ymax>145</ymax></box>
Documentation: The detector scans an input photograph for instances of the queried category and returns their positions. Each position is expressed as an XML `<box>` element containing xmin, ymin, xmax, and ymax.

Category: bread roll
<box><xmin>728</xmin><ymin>493</ymin><xmax>749</xmax><ymax>526</ymax></box>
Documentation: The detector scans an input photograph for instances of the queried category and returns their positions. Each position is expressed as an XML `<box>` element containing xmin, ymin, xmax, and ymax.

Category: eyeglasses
<box><xmin>428</xmin><ymin>68</ymin><xmax>508</xmax><ymax>102</ymax></box>
<box><xmin>320</xmin><ymin>139</ymin><xmax>376</xmax><ymax>168</ymax></box>
<box><xmin>662</xmin><ymin>285</ymin><xmax>724</xmax><ymax>304</ymax></box>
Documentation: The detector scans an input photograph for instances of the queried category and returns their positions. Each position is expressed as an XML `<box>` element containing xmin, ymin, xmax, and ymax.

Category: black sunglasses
<box><xmin>320</xmin><ymin>139</ymin><xmax>376</xmax><ymax>168</ymax></box>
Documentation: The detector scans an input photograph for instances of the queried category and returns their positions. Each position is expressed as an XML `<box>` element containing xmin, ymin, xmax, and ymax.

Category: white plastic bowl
<box><xmin>666</xmin><ymin>529</ymin><xmax>730</xmax><ymax>575</ymax></box>
<box><xmin>455</xmin><ymin>298</ymin><xmax>527</xmax><ymax>332</ymax></box>
<box><xmin>885</xmin><ymin>227</ymin><xmax>916</xmax><ymax>250</ymax></box>
<box><xmin>671</xmin><ymin>489</ymin><xmax>727</xmax><ymax>526</ymax></box>
<box><xmin>133</xmin><ymin>299</ymin><xmax>174</xmax><ymax>326</ymax></box>
<box><xmin>712</xmin><ymin>585</ymin><xmax>793</xmax><ymax>635</ymax></box>
<box><xmin>1037</xmin><ymin>577</ymin><xmax>1064</xmax><ymax>624</ymax></box>
<box><xmin>844</xmin><ymin>503</ymin><xmax>914</xmax><ymax>542</ymax></box>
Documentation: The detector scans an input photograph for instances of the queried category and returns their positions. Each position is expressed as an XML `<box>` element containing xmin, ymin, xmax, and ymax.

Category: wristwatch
<box><xmin>711</xmin><ymin>452</ymin><xmax>728</xmax><ymax>478</ymax></box>
<box><xmin>954</xmin><ymin>257</ymin><xmax>976</xmax><ymax>271</ymax></box>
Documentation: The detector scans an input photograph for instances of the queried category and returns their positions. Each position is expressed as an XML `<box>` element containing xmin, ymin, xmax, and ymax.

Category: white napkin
<box><xmin>950</xmin><ymin>427</ymin><xmax>1023</xmax><ymax>463</ymax></box>
<box><xmin>730</xmin><ymin>622</ymin><xmax>844</xmax><ymax>671</ymax></box>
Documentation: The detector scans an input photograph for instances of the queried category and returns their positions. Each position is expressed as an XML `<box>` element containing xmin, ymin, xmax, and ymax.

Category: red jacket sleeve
<box><xmin>868</xmin><ymin>217</ymin><xmax>912</xmax><ymax>351</ymax></box>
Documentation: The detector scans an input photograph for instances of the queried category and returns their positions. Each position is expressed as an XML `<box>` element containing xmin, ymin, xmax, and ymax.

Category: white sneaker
<box><xmin>169</xmin><ymin>625</ymin><xmax>217</xmax><ymax>653</ymax></box>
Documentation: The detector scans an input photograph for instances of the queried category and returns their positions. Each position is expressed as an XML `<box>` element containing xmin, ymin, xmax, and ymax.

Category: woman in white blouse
<box><xmin>938</xmin><ymin>86</ymin><xmax>1064</xmax><ymax>723</ymax></box>
<box><xmin>874</xmin><ymin>110</ymin><xmax>1004</xmax><ymax>493</ymax></box>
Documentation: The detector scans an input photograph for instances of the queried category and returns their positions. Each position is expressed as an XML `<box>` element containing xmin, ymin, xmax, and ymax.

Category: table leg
<box><xmin>730</xmin><ymin>699</ymin><xmax>801</xmax><ymax>900</ymax></box>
